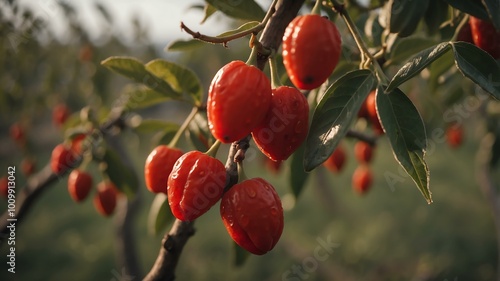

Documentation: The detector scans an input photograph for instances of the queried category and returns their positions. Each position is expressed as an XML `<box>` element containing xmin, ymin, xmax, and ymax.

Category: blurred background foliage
<box><xmin>0</xmin><ymin>0</ymin><xmax>497</xmax><ymax>280</ymax></box>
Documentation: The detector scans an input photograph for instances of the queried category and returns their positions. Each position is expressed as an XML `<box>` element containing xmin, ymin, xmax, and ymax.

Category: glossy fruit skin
<box><xmin>207</xmin><ymin>60</ymin><xmax>272</xmax><ymax>143</ymax></box>
<box><xmin>352</xmin><ymin>165</ymin><xmax>373</xmax><ymax>195</ymax></box>
<box><xmin>168</xmin><ymin>151</ymin><xmax>227</xmax><ymax>221</ymax></box>
<box><xmin>0</xmin><ymin>177</ymin><xmax>8</xmax><ymax>198</ymax></box>
<box><xmin>68</xmin><ymin>169</ymin><xmax>93</xmax><ymax>203</ymax></box>
<box><xmin>365</xmin><ymin>90</ymin><xmax>384</xmax><ymax>135</ymax></box>
<box><xmin>144</xmin><ymin>145</ymin><xmax>183</xmax><ymax>194</ymax></box>
<box><xmin>282</xmin><ymin>14</ymin><xmax>342</xmax><ymax>90</ymax></box>
<box><xmin>323</xmin><ymin>144</ymin><xmax>346</xmax><ymax>173</ymax></box>
<box><xmin>354</xmin><ymin>141</ymin><xmax>374</xmax><ymax>164</ymax></box>
<box><xmin>50</xmin><ymin>144</ymin><xmax>77</xmax><ymax>174</ymax></box>
<box><xmin>94</xmin><ymin>181</ymin><xmax>118</xmax><ymax>216</ymax></box>
<box><xmin>469</xmin><ymin>17</ymin><xmax>500</xmax><ymax>59</ymax></box>
<box><xmin>446</xmin><ymin>125</ymin><xmax>463</xmax><ymax>148</ymax></box>
<box><xmin>220</xmin><ymin>178</ymin><xmax>284</xmax><ymax>255</ymax></box>
<box><xmin>52</xmin><ymin>103</ymin><xmax>71</xmax><ymax>127</ymax></box>
<box><xmin>252</xmin><ymin>86</ymin><xmax>309</xmax><ymax>161</ymax></box>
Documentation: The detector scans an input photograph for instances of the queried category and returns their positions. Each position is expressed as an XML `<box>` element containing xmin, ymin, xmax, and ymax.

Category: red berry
<box><xmin>93</xmin><ymin>181</ymin><xmax>118</xmax><ymax>216</ymax></box>
<box><xmin>207</xmin><ymin>60</ymin><xmax>272</xmax><ymax>143</ymax></box>
<box><xmin>144</xmin><ymin>145</ymin><xmax>183</xmax><ymax>194</ymax></box>
<box><xmin>282</xmin><ymin>14</ymin><xmax>342</xmax><ymax>90</ymax></box>
<box><xmin>365</xmin><ymin>90</ymin><xmax>384</xmax><ymax>135</ymax></box>
<box><xmin>469</xmin><ymin>17</ymin><xmax>500</xmax><ymax>59</ymax></box>
<box><xmin>167</xmin><ymin>151</ymin><xmax>227</xmax><ymax>221</ymax></box>
<box><xmin>220</xmin><ymin>178</ymin><xmax>284</xmax><ymax>255</ymax></box>
<box><xmin>50</xmin><ymin>144</ymin><xmax>77</xmax><ymax>174</ymax></box>
<box><xmin>446</xmin><ymin>125</ymin><xmax>463</xmax><ymax>148</ymax></box>
<box><xmin>323</xmin><ymin>144</ymin><xmax>346</xmax><ymax>173</ymax></box>
<box><xmin>21</xmin><ymin>158</ymin><xmax>36</xmax><ymax>176</ymax></box>
<box><xmin>9</xmin><ymin>123</ymin><xmax>25</xmax><ymax>144</ymax></box>
<box><xmin>52</xmin><ymin>103</ymin><xmax>71</xmax><ymax>127</ymax></box>
<box><xmin>252</xmin><ymin>86</ymin><xmax>309</xmax><ymax>161</ymax></box>
<box><xmin>68</xmin><ymin>169</ymin><xmax>93</xmax><ymax>203</ymax></box>
<box><xmin>0</xmin><ymin>177</ymin><xmax>8</xmax><ymax>198</ymax></box>
<box><xmin>352</xmin><ymin>165</ymin><xmax>373</xmax><ymax>195</ymax></box>
<box><xmin>354</xmin><ymin>141</ymin><xmax>374</xmax><ymax>164</ymax></box>
<box><xmin>457</xmin><ymin>22</ymin><xmax>474</xmax><ymax>44</ymax></box>
<box><xmin>70</xmin><ymin>133</ymin><xmax>87</xmax><ymax>155</ymax></box>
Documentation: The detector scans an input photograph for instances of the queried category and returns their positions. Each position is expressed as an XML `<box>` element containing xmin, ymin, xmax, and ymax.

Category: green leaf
<box><xmin>424</xmin><ymin>0</ymin><xmax>449</xmax><ymax>35</ymax></box>
<box><xmin>304</xmin><ymin>70</ymin><xmax>376</xmax><ymax>172</ymax></box>
<box><xmin>233</xmin><ymin>241</ymin><xmax>250</xmax><ymax>267</ymax></box>
<box><xmin>165</xmin><ymin>39</ymin><xmax>206</xmax><ymax>52</ymax></box>
<box><xmin>132</xmin><ymin>119</ymin><xmax>179</xmax><ymax>134</ymax></box>
<box><xmin>148</xmin><ymin>193</ymin><xmax>175</xmax><ymax>236</ymax></box>
<box><xmin>290</xmin><ymin>143</ymin><xmax>309</xmax><ymax>198</ymax></box>
<box><xmin>101</xmin><ymin>57</ymin><xmax>178</xmax><ymax>96</ymax></box>
<box><xmin>385</xmin><ymin>37</ymin><xmax>439</xmax><ymax>66</ymax></box>
<box><xmin>387</xmin><ymin>0</ymin><xmax>430</xmax><ymax>37</ymax></box>
<box><xmin>216</xmin><ymin>21</ymin><xmax>259</xmax><ymax>38</ymax></box>
<box><xmin>201</xmin><ymin>3</ymin><xmax>217</xmax><ymax>24</ymax></box>
<box><xmin>376</xmin><ymin>87</ymin><xmax>431</xmax><ymax>204</ymax></box>
<box><xmin>102</xmin><ymin>147</ymin><xmax>138</xmax><ymax>199</ymax></box>
<box><xmin>206</xmin><ymin>0</ymin><xmax>265</xmax><ymax>21</ymax></box>
<box><xmin>145</xmin><ymin>59</ymin><xmax>203</xmax><ymax>106</ymax></box>
<box><xmin>186</xmin><ymin>113</ymin><xmax>213</xmax><ymax>151</ymax></box>
<box><xmin>386</xmin><ymin>42</ymin><xmax>451</xmax><ymax>92</ymax></box>
<box><xmin>444</xmin><ymin>0</ymin><xmax>489</xmax><ymax>20</ymax></box>
<box><xmin>124</xmin><ymin>85</ymin><xmax>173</xmax><ymax>110</ymax></box>
<box><xmin>451</xmin><ymin>42</ymin><xmax>500</xmax><ymax>100</ymax></box>
<box><xmin>483</xmin><ymin>0</ymin><xmax>500</xmax><ymax>31</ymax></box>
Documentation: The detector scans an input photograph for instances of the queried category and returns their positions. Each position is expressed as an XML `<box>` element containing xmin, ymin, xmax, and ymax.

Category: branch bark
<box><xmin>142</xmin><ymin>0</ymin><xmax>305</xmax><ymax>280</ymax></box>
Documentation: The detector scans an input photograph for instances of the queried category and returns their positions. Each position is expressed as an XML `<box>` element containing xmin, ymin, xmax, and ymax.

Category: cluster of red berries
<box><xmin>142</xmin><ymin>10</ymin><xmax>343</xmax><ymax>255</ymax></box>
<box><xmin>458</xmin><ymin>17</ymin><xmax>500</xmax><ymax>59</ymax></box>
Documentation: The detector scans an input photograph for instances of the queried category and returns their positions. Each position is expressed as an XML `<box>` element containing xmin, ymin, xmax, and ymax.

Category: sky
<box><xmin>15</xmin><ymin>0</ymin><xmax>248</xmax><ymax>46</ymax></box>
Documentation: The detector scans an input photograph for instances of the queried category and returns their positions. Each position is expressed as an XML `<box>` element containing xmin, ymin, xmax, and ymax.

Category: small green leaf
<box><xmin>102</xmin><ymin>147</ymin><xmax>138</xmax><ymax>198</ymax></box>
<box><xmin>148</xmin><ymin>193</ymin><xmax>175</xmax><ymax>236</ymax></box>
<box><xmin>124</xmin><ymin>85</ymin><xmax>173</xmax><ymax>110</ymax></box>
<box><xmin>290</xmin><ymin>143</ymin><xmax>309</xmax><ymax>198</ymax></box>
<box><xmin>206</xmin><ymin>0</ymin><xmax>265</xmax><ymax>21</ymax></box>
<box><xmin>304</xmin><ymin>70</ymin><xmax>376</xmax><ymax>172</ymax></box>
<box><xmin>385</xmin><ymin>37</ymin><xmax>438</xmax><ymax>66</ymax></box>
<box><xmin>233</xmin><ymin>241</ymin><xmax>250</xmax><ymax>267</ymax></box>
<box><xmin>101</xmin><ymin>57</ymin><xmax>177</xmax><ymax>96</ymax></box>
<box><xmin>216</xmin><ymin>21</ymin><xmax>259</xmax><ymax>38</ymax></box>
<box><xmin>444</xmin><ymin>0</ymin><xmax>489</xmax><ymax>20</ymax></box>
<box><xmin>376</xmin><ymin>87</ymin><xmax>431</xmax><ymax>204</ymax></box>
<box><xmin>145</xmin><ymin>59</ymin><xmax>203</xmax><ymax>106</ymax></box>
<box><xmin>387</xmin><ymin>0</ymin><xmax>430</xmax><ymax>37</ymax></box>
<box><xmin>166</xmin><ymin>39</ymin><xmax>206</xmax><ymax>52</ymax></box>
<box><xmin>451</xmin><ymin>42</ymin><xmax>500</xmax><ymax>100</ymax></box>
<box><xmin>387</xmin><ymin>42</ymin><xmax>451</xmax><ymax>92</ymax></box>
<box><xmin>201</xmin><ymin>3</ymin><xmax>217</xmax><ymax>24</ymax></box>
<box><xmin>483</xmin><ymin>0</ymin><xmax>500</xmax><ymax>31</ymax></box>
<box><xmin>132</xmin><ymin>119</ymin><xmax>179</xmax><ymax>134</ymax></box>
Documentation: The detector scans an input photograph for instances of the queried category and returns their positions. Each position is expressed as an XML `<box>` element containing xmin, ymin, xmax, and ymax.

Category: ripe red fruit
<box><xmin>21</xmin><ymin>158</ymin><xmax>36</xmax><ymax>176</ymax></box>
<box><xmin>70</xmin><ymin>133</ymin><xmax>87</xmax><ymax>155</ymax></box>
<box><xmin>94</xmin><ymin>181</ymin><xmax>119</xmax><ymax>216</ymax></box>
<box><xmin>352</xmin><ymin>165</ymin><xmax>373</xmax><ymax>195</ymax></box>
<box><xmin>282</xmin><ymin>14</ymin><xmax>342</xmax><ymax>90</ymax></box>
<box><xmin>167</xmin><ymin>151</ymin><xmax>227</xmax><ymax>221</ymax></box>
<box><xmin>68</xmin><ymin>169</ymin><xmax>93</xmax><ymax>203</ymax></box>
<box><xmin>0</xmin><ymin>177</ymin><xmax>8</xmax><ymax>198</ymax></box>
<box><xmin>252</xmin><ymin>86</ymin><xmax>309</xmax><ymax>161</ymax></box>
<box><xmin>323</xmin><ymin>144</ymin><xmax>346</xmax><ymax>173</ymax></box>
<box><xmin>446</xmin><ymin>125</ymin><xmax>463</xmax><ymax>148</ymax></box>
<box><xmin>52</xmin><ymin>103</ymin><xmax>71</xmax><ymax>127</ymax></box>
<box><xmin>144</xmin><ymin>145</ymin><xmax>183</xmax><ymax>194</ymax></box>
<box><xmin>207</xmin><ymin>60</ymin><xmax>272</xmax><ymax>143</ymax></box>
<box><xmin>50</xmin><ymin>144</ymin><xmax>77</xmax><ymax>174</ymax></box>
<box><xmin>220</xmin><ymin>178</ymin><xmax>284</xmax><ymax>255</ymax></box>
<box><xmin>9</xmin><ymin>123</ymin><xmax>25</xmax><ymax>144</ymax></box>
<box><xmin>457</xmin><ymin>22</ymin><xmax>474</xmax><ymax>44</ymax></box>
<box><xmin>354</xmin><ymin>141</ymin><xmax>374</xmax><ymax>164</ymax></box>
<box><xmin>365</xmin><ymin>90</ymin><xmax>384</xmax><ymax>135</ymax></box>
<box><xmin>469</xmin><ymin>17</ymin><xmax>500</xmax><ymax>59</ymax></box>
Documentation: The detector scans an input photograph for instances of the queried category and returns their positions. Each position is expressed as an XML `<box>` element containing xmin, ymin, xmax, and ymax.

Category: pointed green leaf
<box><xmin>233</xmin><ymin>241</ymin><xmax>250</xmax><ymax>267</ymax></box>
<box><xmin>216</xmin><ymin>21</ymin><xmax>259</xmax><ymax>38</ymax></box>
<box><xmin>148</xmin><ymin>193</ymin><xmax>175</xmax><ymax>236</ymax></box>
<box><xmin>201</xmin><ymin>3</ymin><xmax>217</xmax><ymax>24</ymax></box>
<box><xmin>304</xmin><ymin>70</ymin><xmax>376</xmax><ymax>171</ymax></box>
<box><xmin>206</xmin><ymin>0</ymin><xmax>265</xmax><ymax>21</ymax></box>
<box><xmin>376</xmin><ymin>87</ymin><xmax>431</xmax><ymax>204</ymax></box>
<box><xmin>387</xmin><ymin>0</ymin><xmax>430</xmax><ymax>37</ymax></box>
<box><xmin>451</xmin><ymin>42</ymin><xmax>500</xmax><ymax>100</ymax></box>
<box><xmin>483</xmin><ymin>0</ymin><xmax>500</xmax><ymax>31</ymax></box>
<box><xmin>444</xmin><ymin>0</ymin><xmax>489</xmax><ymax>20</ymax></box>
<box><xmin>166</xmin><ymin>39</ymin><xmax>206</xmax><ymax>52</ymax></box>
<box><xmin>132</xmin><ymin>119</ymin><xmax>179</xmax><ymax>134</ymax></box>
<box><xmin>386</xmin><ymin>42</ymin><xmax>451</xmax><ymax>92</ymax></box>
<box><xmin>124</xmin><ymin>85</ymin><xmax>173</xmax><ymax>110</ymax></box>
<box><xmin>102</xmin><ymin>147</ymin><xmax>138</xmax><ymax>198</ymax></box>
<box><xmin>145</xmin><ymin>59</ymin><xmax>203</xmax><ymax>106</ymax></box>
<box><xmin>385</xmin><ymin>37</ymin><xmax>438</xmax><ymax>66</ymax></box>
<box><xmin>101</xmin><ymin>57</ymin><xmax>178</xmax><ymax>96</ymax></box>
<box><xmin>290</xmin><ymin>143</ymin><xmax>309</xmax><ymax>198</ymax></box>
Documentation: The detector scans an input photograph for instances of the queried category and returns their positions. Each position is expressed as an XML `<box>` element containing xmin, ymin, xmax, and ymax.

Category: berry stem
<box><xmin>205</xmin><ymin>140</ymin><xmax>221</xmax><ymax>158</ymax></box>
<box><xmin>236</xmin><ymin>162</ymin><xmax>248</xmax><ymax>183</ymax></box>
<box><xmin>168</xmin><ymin>107</ymin><xmax>199</xmax><ymax>148</ymax></box>
<box><xmin>311</xmin><ymin>0</ymin><xmax>322</xmax><ymax>15</ymax></box>
<box><xmin>268</xmin><ymin>55</ymin><xmax>283</xmax><ymax>88</ymax></box>
<box><xmin>245</xmin><ymin>45</ymin><xmax>259</xmax><ymax>66</ymax></box>
<box><xmin>451</xmin><ymin>14</ymin><xmax>469</xmax><ymax>42</ymax></box>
